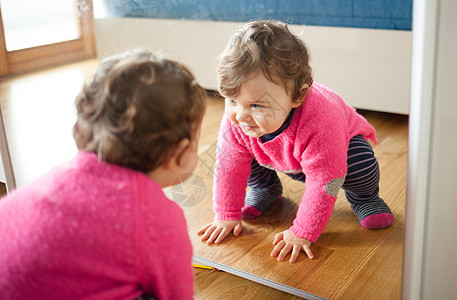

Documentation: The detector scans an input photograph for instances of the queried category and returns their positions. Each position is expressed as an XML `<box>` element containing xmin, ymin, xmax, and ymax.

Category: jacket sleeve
<box><xmin>213</xmin><ymin>115</ymin><xmax>253</xmax><ymax>220</ymax></box>
<box><xmin>289</xmin><ymin>110</ymin><xmax>349</xmax><ymax>243</ymax></box>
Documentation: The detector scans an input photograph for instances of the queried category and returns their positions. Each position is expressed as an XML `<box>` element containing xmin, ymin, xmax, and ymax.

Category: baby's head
<box><xmin>217</xmin><ymin>20</ymin><xmax>313</xmax><ymax>138</ymax></box>
<box><xmin>217</xmin><ymin>20</ymin><xmax>313</xmax><ymax>104</ymax></box>
<box><xmin>73</xmin><ymin>49</ymin><xmax>206</xmax><ymax>175</ymax></box>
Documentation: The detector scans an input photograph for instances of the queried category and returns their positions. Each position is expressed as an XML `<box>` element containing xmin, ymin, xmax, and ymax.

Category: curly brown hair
<box><xmin>217</xmin><ymin>20</ymin><xmax>313</xmax><ymax>103</ymax></box>
<box><xmin>73</xmin><ymin>49</ymin><xmax>206</xmax><ymax>173</ymax></box>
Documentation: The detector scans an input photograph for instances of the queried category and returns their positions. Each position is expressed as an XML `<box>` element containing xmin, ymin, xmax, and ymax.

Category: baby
<box><xmin>198</xmin><ymin>20</ymin><xmax>393</xmax><ymax>263</ymax></box>
<box><xmin>0</xmin><ymin>49</ymin><xmax>206</xmax><ymax>299</ymax></box>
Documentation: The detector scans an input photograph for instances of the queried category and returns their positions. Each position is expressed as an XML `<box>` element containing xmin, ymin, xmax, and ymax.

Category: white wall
<box><xmin>403</xmin><ymin>0</ymin><xmax>457</xmax><ymax>298</ymax></box>
<box><xmin>0</xmin><ymin>152</ymin><xmax>5</xmax><ymax>183</ymax></box>
<box><xmin>94</xmin><ymin>18</ymin><xmax>411</xmax><ymax>114</ymax></box>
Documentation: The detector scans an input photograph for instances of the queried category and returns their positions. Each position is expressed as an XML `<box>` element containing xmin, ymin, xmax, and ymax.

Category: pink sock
<box><xmin>360</xmin><ymin>212</ymin><xmax>394</xmax><ymax>229</ymax></box>
<box><xmin>241</xmin><ymin>205</ymin><xmax>262</xmax><ymax>219</ymax></box>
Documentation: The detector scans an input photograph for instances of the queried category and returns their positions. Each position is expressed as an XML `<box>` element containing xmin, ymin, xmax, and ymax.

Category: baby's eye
<box><xmin>226</xmin><ymin>98</ymin><xmax>236</xmax><ymax>105</ymax></box>
<box><xmin>251</xmin><ymin>103</ymin><xmax>264</xmax><ymax>109</ymax></box>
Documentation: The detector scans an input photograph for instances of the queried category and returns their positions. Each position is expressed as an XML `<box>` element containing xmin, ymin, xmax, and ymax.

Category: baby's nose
<box><xmin>236</xmin><ymin>108</ymin><xmax>252</xmax><ymax>123</ymax></box>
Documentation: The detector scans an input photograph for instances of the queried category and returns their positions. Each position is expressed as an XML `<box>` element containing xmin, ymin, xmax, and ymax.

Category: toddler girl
<box><xmin>0</xmin><ymin>49</ymin><xmax>206</xmax><ymax>299</ymax></box>
<box><xmin>198</xmin><ymin>20</ymin><xmax>393</xmax><ymax>263</ymax></box>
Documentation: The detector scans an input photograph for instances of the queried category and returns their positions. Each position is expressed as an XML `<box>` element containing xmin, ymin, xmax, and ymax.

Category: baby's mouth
<box><xmin>240</xmin><ymin>124</ymin><xmax>257</xmax><ymax>131</ymax></box>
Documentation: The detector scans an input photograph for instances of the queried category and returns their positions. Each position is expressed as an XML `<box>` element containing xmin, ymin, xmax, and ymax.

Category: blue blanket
<box><xmin>100</xmin><ymin>0</ymin><xmax>412</xmax><ymax>30</ymax></box>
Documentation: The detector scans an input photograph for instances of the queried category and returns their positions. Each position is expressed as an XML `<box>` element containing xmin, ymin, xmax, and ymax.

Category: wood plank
<box><xmin>337</xmin><ymin>227</ymin><xmax>404</xmax><ymax>299</ymax></box>
<box><xmin>194</xmin><ymin>268</ymin><xmax>304</xmax><ymax>300</ymax></box>
<box><xmin>79</xmin><ymin>0</ymin><xmax>97</xmax><ymax>57</ymax></box>
<box><xmin>6</xmin><ymin>41</ymin><xmax>91</xmax><ymax>75</ymax></box>
<box><xmin>0</xmin><ymin>6</ymin><xmax>9</xmax><ymax>76</ymax></box>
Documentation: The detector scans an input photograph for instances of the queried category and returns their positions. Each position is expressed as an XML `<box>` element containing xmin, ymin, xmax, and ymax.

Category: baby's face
<box><xmin>225</xmin><ymin>73</ymin><xmax>301</xmax><ymax>138</ymax></box>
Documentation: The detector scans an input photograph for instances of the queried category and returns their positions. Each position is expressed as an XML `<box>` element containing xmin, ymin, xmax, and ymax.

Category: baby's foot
<box><xmin>242</xmin><ymin>182</ymin><xmax>282</xmax><ymax>218</ymax></box>
<box><xmin>351</xmin><ymin>198</ymin><xmax>394</xmax><ymax>229</ymax></box>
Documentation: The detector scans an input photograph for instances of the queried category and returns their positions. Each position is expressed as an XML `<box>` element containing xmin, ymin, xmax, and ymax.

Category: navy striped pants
<box><xmin>248</xmin><ymin>135</ymin><xmax>380</xmax><ymax>205</ymax></box>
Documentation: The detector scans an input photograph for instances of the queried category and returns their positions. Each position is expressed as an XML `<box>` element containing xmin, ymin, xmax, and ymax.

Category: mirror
<box><xmin>0</xmin><ymin>0</ymin><xmax>413</xmax><ymax>298</ymax></box>
<box><xmin>90</xmin><ymin>1</ymin><xmax>411</xmax><ymax>298</ymax></box>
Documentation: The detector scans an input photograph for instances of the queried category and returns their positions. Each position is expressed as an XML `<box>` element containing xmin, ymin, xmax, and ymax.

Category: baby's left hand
<box><xmin>271</xmin><ymin>229</ymin><xmax>314</xmax><ymax>263</ymax></box>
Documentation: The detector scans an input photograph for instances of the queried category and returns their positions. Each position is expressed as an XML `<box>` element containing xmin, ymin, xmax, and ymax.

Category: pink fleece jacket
<box><xmin>213</xmin><ymin>83</ymin><xmax>377</xmax><ymax>243</ymax></box>
<box><xmin>0</xmin><ymin>151</ymin><xmax>193</xmax><ymax>300</ymax></box>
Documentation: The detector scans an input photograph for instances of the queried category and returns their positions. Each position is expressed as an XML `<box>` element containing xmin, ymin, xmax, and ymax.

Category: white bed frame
<box><xmin>94</xmin><ymin>18</ymin><xmax>411</xmax><ymax>114</ymax></box>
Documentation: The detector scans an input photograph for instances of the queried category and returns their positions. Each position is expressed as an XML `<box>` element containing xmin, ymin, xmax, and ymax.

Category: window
<box><xmin>0</xmin><ymin>0</ymin><xmax>96</xmax><ymax>76</ymax></box>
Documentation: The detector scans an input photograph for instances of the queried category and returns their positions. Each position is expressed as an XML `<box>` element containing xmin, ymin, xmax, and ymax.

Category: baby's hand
<box><xmin>271</xmin><ymin>229</ymin><xmax>314</xmax><ymax>263</ymax></box>
<box><xmin>197</xmin><ymin>219</ymin><xmax>243</xmax><ymax>244</ymax></box>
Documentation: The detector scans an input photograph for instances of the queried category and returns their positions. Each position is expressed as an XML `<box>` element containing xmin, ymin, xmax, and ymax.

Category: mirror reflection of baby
<box><xmin>198</xmin><ymin>20</ymin><xmax>394</xmax><ymax>263</ymax></box>
<box><xmin>0</xmin><ymin>49</ymin><xmax>206</xmax><ymax>299</ymax></box>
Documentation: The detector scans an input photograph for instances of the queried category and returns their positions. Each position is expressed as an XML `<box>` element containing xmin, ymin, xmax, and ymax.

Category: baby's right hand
<box><xmin>197</xmin><ymin>219</ymin><xmax>243</xmax><ymax>244</ymax></box>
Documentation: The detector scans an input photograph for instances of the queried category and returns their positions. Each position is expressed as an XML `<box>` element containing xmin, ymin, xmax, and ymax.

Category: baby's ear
<box><xmin>164</xmin><ymin>138</ymin><xmax>190</xmax><ymax>169</ymax></box>
<box><xmin>292</xmin><ymin>84</ymin><xmax>310</xmax><ymax>108</ymax></box>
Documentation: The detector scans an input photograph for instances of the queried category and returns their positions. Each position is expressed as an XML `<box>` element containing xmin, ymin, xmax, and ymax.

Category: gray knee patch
<box><xmin>324</xmin><ymin>177</ymin><xmax>345</xmax><ymax>197</ymax></box>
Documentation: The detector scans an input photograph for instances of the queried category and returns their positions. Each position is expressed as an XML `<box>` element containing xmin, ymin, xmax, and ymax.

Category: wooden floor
<box><xmin>0</xmin><ymin>59</ymin><xmax>408</xmax><ymax>299</ymax></box>
<box><xmin>0</xmin><ymin>59</ymin><xmax>98</xmax><ymax>186</ymax></box>
<box><xmin>166</xmin><ymin>97</ymin><xmax>408</xmax><ymax>299</ymax></box>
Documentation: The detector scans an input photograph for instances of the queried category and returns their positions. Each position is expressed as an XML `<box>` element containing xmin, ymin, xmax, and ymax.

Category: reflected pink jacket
<box><xmin>213</xmin><ymin>83</ymin><xmax>377</xmax><ymax>243</ymax></box>
<box><xmin>0</xmin><ymin>151</ymin><xmax>193</xmax><ymax>300</ymax></box>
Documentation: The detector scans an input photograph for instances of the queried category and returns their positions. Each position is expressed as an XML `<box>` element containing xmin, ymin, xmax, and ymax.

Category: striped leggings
<box><xmin>248</xmin><ymin>135</ymin><xmax>380</xmax><ymax>205</ymax></box>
